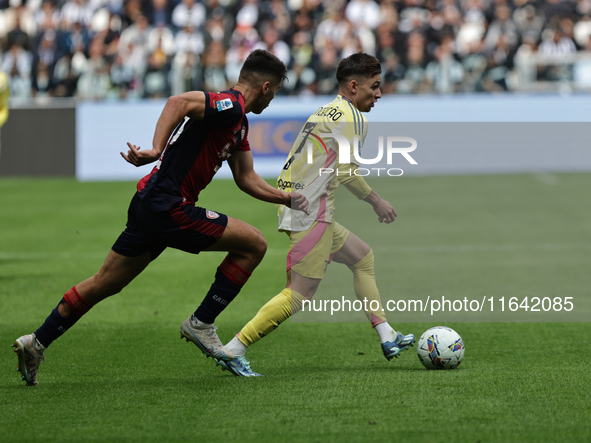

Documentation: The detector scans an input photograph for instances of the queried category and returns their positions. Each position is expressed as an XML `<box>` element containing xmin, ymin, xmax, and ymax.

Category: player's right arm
<box><xmin>229</xmin><ymin>149</ymin><xmax>309</xmax><ymax>214</ymax></box>
<box><xmin>121</xmin><ymin>92</ymin><xmax>207</xmax><ymax>167</ymax></box>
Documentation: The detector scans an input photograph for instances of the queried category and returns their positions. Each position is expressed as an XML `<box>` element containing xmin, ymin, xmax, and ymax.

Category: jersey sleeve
<box><xmin>333</xmin><ymin>102</ymin><xmax>368</xmax><ymax>166</ymax></box>
<box><xmin>237</xmin><ymin>117</ymin><xmax>250</xmax><ymax>152</ymax></box>
<box><xmin>203</xmin><ymin>92</ymin><xmax>244</xmax><ymax>127</ymax></box>
<box><xmin>335</xmin><ymin>163</ymin><xmax>372</xmax><ymax>200</ymax></box>
<box><xmin>348</xmin><ymin>109</ymin><xmax>368</xmax><ymax>166</ymax></box>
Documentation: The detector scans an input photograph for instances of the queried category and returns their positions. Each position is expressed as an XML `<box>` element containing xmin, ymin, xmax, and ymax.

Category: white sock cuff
<box><xmin>375</xmin><ymin>322</ymin><xmax>396</xmax><ymax>343</ymax></box>
<box><xmin>225</xmin><ymin>336</ymin><xmax>248</xmax><ymax>357</ymax></box>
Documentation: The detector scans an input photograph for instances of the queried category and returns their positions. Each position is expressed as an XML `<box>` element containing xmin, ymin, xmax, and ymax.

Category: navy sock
<box><xmin>194</xmin><ymin>268</ymin><xmax>242</xmax><ymax>324</ymax></box>
<box><xmin>35</xmin><ymin>299</ymin><xmax>81</xmax><ymax>348</ymax></box>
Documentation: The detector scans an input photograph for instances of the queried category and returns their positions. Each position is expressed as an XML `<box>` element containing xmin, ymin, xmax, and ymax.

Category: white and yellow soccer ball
<box><xmin>417</xmin><ymin>326</ymin><xmax>464</xmax><ymax>370</ymax></box>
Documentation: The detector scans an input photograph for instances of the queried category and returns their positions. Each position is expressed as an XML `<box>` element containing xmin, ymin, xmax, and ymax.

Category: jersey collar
<box><xmin>229</xmin><ymin>87</ymin><xmax>243</xmax><ymax>98</ymax></box>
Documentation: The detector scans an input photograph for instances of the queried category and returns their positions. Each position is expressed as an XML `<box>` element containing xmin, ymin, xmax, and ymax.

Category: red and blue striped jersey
<box><xmin>137</xmin><ymin>89</ymin><xmax>250</xmax><ymax>211</ymax></box>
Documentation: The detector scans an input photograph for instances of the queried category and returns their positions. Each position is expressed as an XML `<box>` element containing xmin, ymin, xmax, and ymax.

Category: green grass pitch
<box><xmin>1</xmin><ymin>174</ymin><xmax>590</xmax><ymax>442</ymax></box>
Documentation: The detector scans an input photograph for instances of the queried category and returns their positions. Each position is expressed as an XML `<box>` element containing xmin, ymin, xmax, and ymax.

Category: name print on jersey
<box><xmin>313</xmin><ymin>106</ymin><xmax>344</xmax><ymax>121</ymax></box>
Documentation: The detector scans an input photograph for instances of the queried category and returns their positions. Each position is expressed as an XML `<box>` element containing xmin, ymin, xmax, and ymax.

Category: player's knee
<box><xmin>349</xmin><ymin>248</ymin><xmax>374</xmax><ymax>274</ymax></box>
<box><xmin>246</xmin><ymin>226</ymin><xmax>267</xmax><ymax>260</ymax></box>
<box><xmin>91</xmin><ymin>272</ymin><xmax>126</xmax><ymax>298</ymax></box>
<box><xmin>99</xmin><ymin>280</ymin><xmax>125</xmax><ymax>298</ymax></box>
<box><xmin>252</xmin><ymin>233</ymin><xmax>267</xmax><ymax>261</ymax></box>
<box><xmin>108</xmin><ymin>284</ymin><xmax>125</xmax><ymax>296</ymax></box>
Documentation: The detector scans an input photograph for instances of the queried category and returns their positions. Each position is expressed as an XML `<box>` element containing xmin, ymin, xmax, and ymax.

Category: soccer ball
<box><xmin>417</xmin><ymin>326</ymin><xmax>464</xmax><ymax>370</ymax></box>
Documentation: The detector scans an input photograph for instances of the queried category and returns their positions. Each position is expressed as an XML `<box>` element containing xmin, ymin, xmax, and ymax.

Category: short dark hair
<box><xmin>336</xmin><ymin>53</ymin><xmax>382</xmax><ymax>86</ymax></box>
<box><xmin>239</xmin><ymin>49</ymin><xmax>288</xmax><ymax>85</ymax></box>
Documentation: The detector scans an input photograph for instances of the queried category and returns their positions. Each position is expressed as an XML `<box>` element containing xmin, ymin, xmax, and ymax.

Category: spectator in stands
<box><xmin>31</xmin><ymin>28</ymin><xmax>60</xmax><ymax>97</ymax></box>
<box><xmin>381</xmin><ymin>52</ymin><xmax>405</xmax><ymax>93</ymax></box>
<box><xmin>257</xmin><ymin>0</ymin><xmax>291</xmax><ymax>38</ymax></box>
<box><xmin>60</xmin><ymin>0</ymin><xmax>92</xmax><ymax>30</ymax></box>
<box><xmin>5</xmin><ymin>5</ymin><xmax>33</xmax><ymax>52</ymax></box>
<box><xmin>143</xmin><ymin>43</ymin><xmax>169</xmax><ymax>98</ymax></box>
<box><xmin>225</xmin><ymin>34</ymin><xmax>252</xmax><ymax>84</ymax></box>
<box><xmin>148</xmin><ymin>23</ymin><xmax>175</xmax><ymax>58</ymax></box>
<box><xmin>291</xmin><ymin>29</ymin><xmax>313</xmax><ymax>68</ymax></box>
<box><xmin>460</xmin><ymin>39</ymin><xmax>488</xmax><ymax>91</ymax></box>
<box><xmin>201</xmin><ymin>39</ymin><xmax>226</xmax><ymax>92</ymax></box>
<box><xmin>53</xmin><ymin>51</ymin><xmax>81</xmax><ymax>97</ymax></box>
<box><xmin>119</xmin><ymin>13</ymin><xmax>151</xmax><ymax>55</ymax></box>
<box><xmin>574</xmin><ymin>14</ymin><xmax>591</xmax><ymax>47</ymax></box>
<box><xmin>345</xmin><ymin>0</ymin><xmax>381</xmax><ymax>30</ymax></box>
<box><xmin>513</xmin><ymin>4</ymin><xmax>544</xmax><ymax>44</ymax></box>
<box><xmin>144</xmin><ymin>0</ymin><xmax>174</xmax><ymax>28</ymax></box>
<box><xmin>172</xmin><ymin>0</ymin><xmax>206</xmax><ymax>31</ymax></box>
<box><xmin>169</xmin><ymin>49</ymin><xmax>201</xmax><ymax>95</ymax></box>
<box><xmin>425</xmin><ymin>35</ymin><xmax>465</xmax><ymax>93</ymax></box>
<box><xmin>315</xmin><ymin>7</ymin><xmax>352</xmax><ymax>53</ymax></box>
<box><xmin>235</xmin><ymin>0</ymin><xmax>259</xmax><ymax>29</ymax></box>
<box><xmin>252</xmin><ymin>22</ymin><xmax>290</xmax><ymax>66</ymax></box>
<box><xmin>120</xmin><ymin>0</ymin><xmax>142</xmax><ymax>29</ymax></box>
<box><xmin>1</xmin><ymin>40</ymin><xmax>33</xmax><ymax>98</ymax></box>
<box><xmin>203</xmin><ymin>6</ymin><xmax>228</xmax><ymax>45</ymax></box>
<box><xmin>62</xmin><ymin>20</ymin><xmax>90</xmax><ymax>55</ymax></box>
<box><xmin>313</xmin><ymin>40</ymin><xmax>339</xmax><ymax>95</ymax></box>
<box><xmin>34</xmin><ymin>1</ymin><xmax>60</xmax><ymax>34</ymax></box>
<box><xmin>539</xmin><ymin>26</ymin><xmax>577</xmax><ymax>54</ymax></box>
<box><xmin>101</xmin><ymin>12</ymin><xmax>122</xmax><ymax>61</ymax></box>
<box><xmin>541</xmin><ymin>0</ymin><xmax>577</xmax><ymax>24</ymax></box>
<box><xmin>174</xmin><ymin>23</ymin><xmax>204</xmax><ymax>55</ymax></box>
<box><xmin>481</xmin><ymin>34</ymin><xmax>514</xmax><ymax>91</ymax></box>
<box><xmin>398</xmin><ymin>31</ymin><xmax>428</xmax><ymax>93</ymax></box>
<box><xmin>109</xmin><ymin>52</ymin><xmax>134</xmax><ymax>98</ymax></box>
<box><xmin>3</xmin><ymin>0</ymin><xmax>591</xmax><ymax>99</ymax></box>
<box><xmin>77</xmin><ymin>35</ymin><xmax>110</xmax><ymax>99</ymax></box>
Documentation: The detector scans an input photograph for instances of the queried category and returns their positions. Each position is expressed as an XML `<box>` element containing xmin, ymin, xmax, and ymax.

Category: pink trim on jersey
<box><xmin>315</xmin><ymin>148</ymin><xmax>337</xmax><ymax>222</ymax></box>
<box><xmin>327</xmin><ymin>249</ymin><xmax>339</xmax><ymax>264</ymax></box>
<box><xmin>317</xmin><ymin>194</ymin><xmax>326</xmax><ymax>221</ymax></box>
<box><xmin>286</xmin><ymin>221</ymin><xmax>329</xmax><ymax>271</ymax></box>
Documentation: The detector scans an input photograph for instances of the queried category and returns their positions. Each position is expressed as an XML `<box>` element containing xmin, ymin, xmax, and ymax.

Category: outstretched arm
<box><xmin>228</xmin><ymin>150</ymin><xmax>309</xmax><ymax>214</ymax></box>
<box><xmin>121</xmin><ymin>92</ymin><xmax>207</xmax><ymax>167</ymax></box>
<box><xmin>336</xmin><ymin>163</ymin><xmax>397</xmax><ymax>224</ymax></box>
<box><xmin>363</xmin><ymin>189</ymin><xmax>397</xmax><ymax>224</ymax></box>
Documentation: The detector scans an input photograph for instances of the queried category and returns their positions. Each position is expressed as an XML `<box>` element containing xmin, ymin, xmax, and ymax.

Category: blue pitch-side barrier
<box><xmin>76</xmin><ymin>94</ymin><xmax>591</xmax><ymax>181</ymax></box>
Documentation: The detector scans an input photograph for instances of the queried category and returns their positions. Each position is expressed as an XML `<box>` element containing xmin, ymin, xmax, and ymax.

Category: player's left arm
<box><xmin>335</xmin><ymin>163</ymin><xmax>395</xmax><ymax>223</ymax></box>
<box><xmin>363</xmin><ymin>188</ymin><xmax>397</xmax><ymax>224</ymax></box>
<box><xmin>336</xmin><ymin>114</ymin><xmax>396</xmax><ymax>223</ymax></box>
<box><xmin>228</xmin><ymin>150</ymin><xmax>309</xmax><ymax>213</ymax></box>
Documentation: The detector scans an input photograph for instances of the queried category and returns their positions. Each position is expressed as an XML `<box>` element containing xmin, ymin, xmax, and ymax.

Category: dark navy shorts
<box><xmin>112</xmin><ymin>193</ymin><xmax>228</xmax><ymax>260</ymax></box>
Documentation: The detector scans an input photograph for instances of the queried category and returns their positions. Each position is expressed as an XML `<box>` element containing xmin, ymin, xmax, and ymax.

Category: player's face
<box><xmin>356</xmin><ymin>74</ymin><xmax>382</xmax><ymax>112</ymax></box>
<box><xmin>253</xmin><ymin>81</ymin><xmax>282</xmax><ymax>114</ymax></box>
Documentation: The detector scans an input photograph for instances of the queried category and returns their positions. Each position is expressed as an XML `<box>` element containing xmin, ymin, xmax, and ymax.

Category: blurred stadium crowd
<box><xmin>1</xmin><ymin>0</ymin><xmax>591</xmax><ymax>100</ymax></box>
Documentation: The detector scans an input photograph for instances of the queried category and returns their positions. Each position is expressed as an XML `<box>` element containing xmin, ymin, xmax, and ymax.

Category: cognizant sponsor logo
<box><xmin>277</xmin><ymin>178</ymin><xmax>305</xmax><ymax>191</ymax></box>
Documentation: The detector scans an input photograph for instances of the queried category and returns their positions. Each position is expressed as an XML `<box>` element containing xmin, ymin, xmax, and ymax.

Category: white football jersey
<box><xmin>277</xmin><ymin>95</ymin><xmax>368</xmax><ymax>232</ymax></box>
